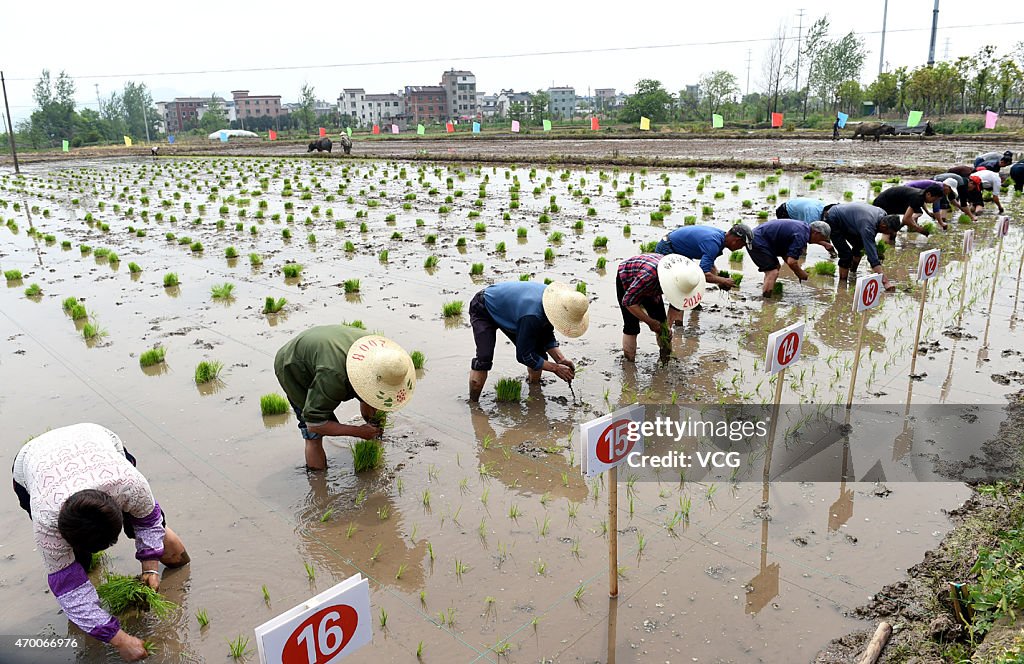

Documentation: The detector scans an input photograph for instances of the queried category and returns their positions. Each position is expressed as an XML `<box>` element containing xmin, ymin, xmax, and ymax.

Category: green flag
<box><xmin>417</xmin><ymin>124</ymin><xmax>425</xmax><ymax>135</ymax></box>
<box><xmin>62</xmin><ymin>140</ymin><xmax>70</xmax><ymax>152</ymax></box>
<box><xmin>543</xmin><ymin>119</ymin><xmax>552</xmax><ymax>131</ymax></box>
<box><xmin>907</xmin><ymin>110</ymin><xmax>923</xmax><ymax>128</ymax></box>
<box><xmin>712</xmin><ymin>114</ymin><xmax>724</xmax><ymax>128</ymax></box>
<box><xmin>346</xmin><ymin>127</ymin><xmax>352</xmax><ymax>137</ymax></box>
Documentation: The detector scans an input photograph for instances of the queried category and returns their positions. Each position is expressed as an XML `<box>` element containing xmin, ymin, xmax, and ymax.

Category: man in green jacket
<box><xmin>275</xmin><ymin>325</ymin><xmax>417</xmax><ymax>470</ymax></box>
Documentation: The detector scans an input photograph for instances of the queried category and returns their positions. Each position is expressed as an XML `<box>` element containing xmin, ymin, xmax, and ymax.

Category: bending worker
<box><xmin>824</xmin><ymin>203</ymin><xmax>902</xmax><ymax>291</ymax></box>
<box><xmin>747</xmin><ymin>218</ymin><xmax>831</xmax><ymax>298</ymax></box>
<box><xmin>872</xmin><ymin>184</ymin><xmax>942</xmax><ymax>235</ymax></box>
<box><xmin>468</xmin><ymin>280</ymin><xmax>590</xmax><ymax>401</ymax></box>
<box><xmin>654</xmin><ymin>223</ymin><xmax>753</xmax><ymax>290</ymax></box>
<box><xmin>13</xmin><ymin>423</ymin><xmax>190</xmax><ymax>661</ymax></box>
<box><xmin>616</xmin><ymin>253</ymin><xmax>706</xmax><ymax>360</ymax></box>
<box><xmin>275</xmin><ymin>325</ymin><xmax>417</xmax><ymax>469</ymax></box>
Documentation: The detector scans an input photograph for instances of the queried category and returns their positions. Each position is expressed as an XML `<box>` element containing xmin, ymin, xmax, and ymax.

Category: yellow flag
<box><xmin>639</xmin><ymin>117</ymin><xmax>650</xmax><ymax>131</ymax></box>
<box><xmin>123</xmin><ymin>136</ymin><xmax>132</xmax><ymax>146</ymax></box>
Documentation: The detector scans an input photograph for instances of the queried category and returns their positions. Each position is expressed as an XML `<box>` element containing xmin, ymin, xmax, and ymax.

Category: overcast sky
<box><xmin>2</xmin><ymin>0</ymin><xmax>1021</xmax><ymax>123</ymax></box>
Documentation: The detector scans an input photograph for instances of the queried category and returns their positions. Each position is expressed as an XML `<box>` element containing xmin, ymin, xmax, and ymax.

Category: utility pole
<box><xmin>879</xmin><ymin>0</ymin><xmax>889</xmax><ymax>75</ymax></box>
<box><xmin>927</xmin><ymin>0</ymin><xmax>940</xmax><ymax>66</ymax></box>
<box><xmin>745</xmin><ymin>49</ymin><xmax>752</xmax><ymax>96</ymax></box>
<box><xmin>943</xmin><ymin>37</ymin><xmax>951</xmax><ymax>60</ymax></box>
<box><xmin>795</xmin><ymin>8</ymin><xmax>805</xmax><ymax>92</ymax></box>
<box><xmin>142</xmin><ymin>101</ymin><xmax>151</xmax><ymax>143</ymax></box>
<box><xmin>94</xmin><ymin>83</ymin><xmax>102</xmax><ymax>114</ymax></box>
<box><xmin>1</xmin><ymin>71</ymin><xmax>20</xmax><ymax>175</ymax></box>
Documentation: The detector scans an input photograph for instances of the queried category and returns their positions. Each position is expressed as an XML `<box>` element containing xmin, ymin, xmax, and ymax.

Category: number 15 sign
<box><xmin>256</xmin><ymin>574</ymin><xmax>372</xmax><ymax>664</ymax></box>
<box><xmin>580</xmin><ymin>404</ymin><xmax>645</xmax><ymax>478</ymax></box>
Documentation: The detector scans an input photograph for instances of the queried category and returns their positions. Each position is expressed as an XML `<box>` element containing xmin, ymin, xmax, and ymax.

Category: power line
<box><xmin>5</xmin><ymin>20</ymin><xmax>1022</xmax><ymax>83</ymax></box>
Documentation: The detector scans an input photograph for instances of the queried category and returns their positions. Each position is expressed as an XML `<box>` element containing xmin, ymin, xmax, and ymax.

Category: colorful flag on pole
<box><xmin>318</xmin><ymin>127</ymin><xmax>326</xmax><ymax>138</ymax></box>
<box><xmin>511</xmin><ymin>120</ymin><xmax>520</xmax><ymax>133</ymax></box>
<box><xmin>417</xmin><ymin>124</ymin><xmax>425</xmax><ymax>135</ymax></box>
<box><xmin>372</xmin><ymin>124</ymin><xmax>380</xmax><ymax>135</ymax></box>
<box><xmin>472</xmin><ymin>121</ymin><xmax>481</xmax><ymax>133</ymax></box>
<box><xmin>446</xmin><ymin>122</ymin><xmax>454</xmax><ymax>133</ymax></box>
<box><xmin>220</xmin><ymin>131</ymin><xmax>229</xmax><ymax>142</ymax></box>
<box><xmin>542</xmin><ymin>119</ymin><xmax>552</xmax><ymax>131</ymax></box>
<box><xmin>391</xmin><ymin>124</ymin><xmax>399</xmax><ymax>134</ymax></box>
<box><xmin>712</xmin><ymin>114</ymin><xmax>724</xmax><ymax>128</ymax></box>
<box><xmin>62</xmin><ymin>140</ymin><xmax>69</xmax><ymax>152</ymax></box>
<box><xmin>771</xmin><ymin>112</ymin><xmax>783</xmax><ymax>128</ymax></box>
<box><xmin>906</xmin><ymin>111</ymin><xmax>923</xmax><ymax>128</ymax></box>
<box><xmin>985</xmin><ymin>110</ymin><xmax>998</xmax><ymax>129</ymax></box>
<box><xmin>590</xmin><ymin>117</ymin><xmax>600</xmax><ymax>131</ymax></box>
<box><xmin>836</xmin><ymin>112</ymin><xmax>849</xmax><ymax>128</ymax></box>
<box><xmin>123</xmin><ymin>136</ymin><xmax>132</xmax><ymax>146</ymax></box>
<box><xmin>268</xmin><ymin>130</ymin><xmax>277</xmax><ymax>141</ymax></box>
<box><xmin>168</xmin><ymin>135</ymin><xmax>175</xmax><ymax>144</ymax></box>
<box><xmin>346</xmin><ymin>127</ymin><xmax>352</xmax><ymax>137</ymax></box>
<box><xmin>639</xmin><ymin>117</ymin><xmax>650</xmax><ymax>131</ymax></box>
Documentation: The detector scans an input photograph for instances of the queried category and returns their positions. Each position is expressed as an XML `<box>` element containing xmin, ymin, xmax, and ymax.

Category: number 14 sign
<box><xmin>765</xmin><ymin>321</ymin><xmax>805</xmax><ymax>375</ymax></box>
<box><xmin>256</xmin><ymin>574</ymin><xmax>372</xmax><ymax>664</ymax></box>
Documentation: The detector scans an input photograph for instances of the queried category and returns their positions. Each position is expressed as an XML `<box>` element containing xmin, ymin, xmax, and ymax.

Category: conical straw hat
<box><xmin>346</xmin><ymin>336</ymin><xmax>416</xmax><ymax>412</ymax></box>
<box><xmin>657</xmin><ymin>255</ymin><xmax>706</xmax><ymax>310</ymax></box>
<box><xmin>542</xmin><ymin>282</ymin><xmax>590</xmax><ymax>338</ymax></box>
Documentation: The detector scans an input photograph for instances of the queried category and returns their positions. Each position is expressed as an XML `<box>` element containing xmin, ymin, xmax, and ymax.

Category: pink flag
<box><xmin>985</xmin><ymin>110</ymin><xmax>998</xmax><ymax>129</ymax></box>
<box><xmin>372</xmin><ymin>124</ymin><xmax>380</xmax><ymax>135</ymax></box>
<box><xmin>391</xmin><ymin>124</ymin><xmax>399</xmax><ymax>134</ymax></box>
<box><xmin>771</xmin><ymin>112</ymin><xmax>783</xmax><ymax>128</ymax></box>
<box><xmin>590</xmin><ymin>117</ymin><xmax>600</xmax><ymax>131</ymax></box>
<box><xmin>511</xmin><ymin>120</ymin><xmax>520</xmax><ymax>133</ymax></box>
<box><xmin>318</xmin><ymin>127</ymin><xmax>326</xmax><ymax>138</ymax></box>
<box><xmin>446</xmin><ymin>122</ymin><xmax>454</xmax><ymax>133</ymax></box>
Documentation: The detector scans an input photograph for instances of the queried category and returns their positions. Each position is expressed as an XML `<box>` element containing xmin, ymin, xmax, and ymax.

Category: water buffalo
<box><xmin>852</xmin><ymin>122</ymin><xmax>896</xmax><ymax>142</ymax></box>
<box><xmin>340</xmin><ymin>134</ymin><xmax>352</xmax><ymax>155</ymax></box>
<box><xmin>308</xmin><ymin>137</ymin><xmax>332</xmax><ymax>153</ymax></box>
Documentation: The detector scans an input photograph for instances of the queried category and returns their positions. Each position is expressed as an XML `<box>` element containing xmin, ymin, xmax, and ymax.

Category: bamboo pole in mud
<box><xmin>608</xmin><ymin>465</ymin><xmax>618</xmax><ymax>598</ymax></box>
<box><xmin>847</xmin><ymin>313</ymin><xmax>868</xmax><ymax>409</ymax></box>
<box><xmin>909</xmin><ymin>279</ymin><xmax>929</xmax><ymax>377</ymax></box>
<box><xmin>856</xmin><ymin>621</ymin><xmax>892</xmax><ymax>664</ymax></box>
<box><xmin>982</xmin><ymin>218</ymin><xmax>1009</xmax><ymax>349</ymax></box>
<box><xmin>958</xmin><ymin>230</ymin><xmax>974</xmax><ymax>327</ymax></box>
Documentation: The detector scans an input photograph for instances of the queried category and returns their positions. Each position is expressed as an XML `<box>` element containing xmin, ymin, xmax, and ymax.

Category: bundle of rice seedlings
<box><xmin>96</xmin><ymin>573</ymin><xmax>176</xmax><ymax>618</ymax></box>
<box><xmin>352</xmin><ymin>439</ymin><xmax>384</xmax><ymax>473</ymax></box>
<box><xmin>260</xmin><ymin>394</ymin><xmax>289</xmax><ymax>416</ymax></box>
<box><xmin>494</xmin><ymin>378</ymin><xmax>522</xmax><ymax>402</ymax></box>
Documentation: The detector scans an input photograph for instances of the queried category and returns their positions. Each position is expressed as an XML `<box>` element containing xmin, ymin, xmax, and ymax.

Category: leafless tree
<box><xmin>760</xmin><ymin>23</ymin><xmax>792</xmax><ymax>121</ymax></box>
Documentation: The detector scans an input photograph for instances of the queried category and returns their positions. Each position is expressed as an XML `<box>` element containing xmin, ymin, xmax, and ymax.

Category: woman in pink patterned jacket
<box><xmin>12</xmin><ymin>423</ymin><xmax>189</xmax><ymax>661</ymax></box>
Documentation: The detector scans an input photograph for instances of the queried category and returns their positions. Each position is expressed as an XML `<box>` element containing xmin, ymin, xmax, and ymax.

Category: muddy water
<box><xmin>0</xmin><ymin>157</ymin><xmax>1019</xmax><ymax>663</ymax></box>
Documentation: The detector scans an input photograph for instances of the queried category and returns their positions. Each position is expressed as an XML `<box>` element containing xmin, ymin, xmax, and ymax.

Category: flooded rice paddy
<box><xmin>0</xmin><ymin>155</ymin><xmax>1021</xmax><ymax>663</ymax></box>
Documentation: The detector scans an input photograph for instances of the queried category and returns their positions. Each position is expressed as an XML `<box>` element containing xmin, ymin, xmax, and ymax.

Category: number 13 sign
<box><xmin>256</xmin><ymin>574</ymin><xmax>372</xmax><ymax>664</ymax></box>
<box><xmin>765</xmin><ymin>321</ymin><xmax>805</xmax><ymax>375</ymax></box>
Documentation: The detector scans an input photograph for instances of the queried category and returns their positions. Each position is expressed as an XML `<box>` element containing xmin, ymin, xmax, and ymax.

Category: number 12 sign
<box><xmin>256</xmin><ymin>574</ymin><xmax>372</xmax><ymax>664</ymax></box>
<box><xmin>580</xmin><ymin>404</ymin><xmax>645</xmax><ymax>478</ymax></box>
<box><xmin>917</xmin><ymin>249</ymin><xmax>941</xmax><ymax>281</ymax></box>
<box><xmin>765</xmin><ymin>321</ymin><xmax>805</xmax><ymax>375</ymax></box>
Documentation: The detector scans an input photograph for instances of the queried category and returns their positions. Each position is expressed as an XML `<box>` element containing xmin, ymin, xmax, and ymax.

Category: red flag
<box><xmin>590</xmin><ymin>117</ymin><xmax>600</xmax><ymax>131</ymax></box>
<box><xmin>318</xmin><ymin>127</ymin><xmax>326</xmax><ymax>138</ymax></box>
<box><xmin>372</xmin><ymin>124</ymin><xmax>380</xmax><ymax>135</ymax></box>
<box><xmin>268</xmin><ymin>129</ymin><xmax>277</xmax><ymax>141</ymax></box>
<box><xmin>771</xmin><ymin>112</ymin><xmax>783</xmax><ymax>128</ymax></box>
<box><xmin>446</xmin><ymin>122</ymin><xmax>454</xmax><ymax>133</ymax></box>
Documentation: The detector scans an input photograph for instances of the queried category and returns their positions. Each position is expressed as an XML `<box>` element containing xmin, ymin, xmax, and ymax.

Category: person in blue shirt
<box><xmin>654</xmin><ymin>223</ymin><xmax>753</xmax><ymax>291</ymax></box>
<box><xmin>468</xmin><ymin>281</ymin><xmax>590</xmax><ymax>402</ymax></box>
<box><xmin>774</xmin><ymin>198</ymin><xmax>838</xmax><ymax>255</ymax></box>
<box><xmin>749</xmin><ymin>219</ymin><xmax>831</xmax><ymax>297</ymax></box>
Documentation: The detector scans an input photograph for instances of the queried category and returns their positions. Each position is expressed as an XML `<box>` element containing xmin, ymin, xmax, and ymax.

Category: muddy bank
<box><xmin>816</xmin><ymin>390</ymin><xmax>1024</xmax><ymax>664</ymax></box>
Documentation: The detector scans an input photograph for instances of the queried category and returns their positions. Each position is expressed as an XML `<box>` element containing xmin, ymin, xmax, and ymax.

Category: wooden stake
<box><xmin>856</xmin><ymin>621</ymin><xmax>892</xmax><ymax>664</ymax></box>
<box><xmin>608</xmin><ymin>465</ymin><xmax>618</xmax><ymax>598</ymax></box>
<box><xmin>957</xmin><ymin>260</ymin><xmax>969</xmax><ymax>326</ymax></box>
<box><xmin>983</xmin><ymin>233</ymin><xmax>1005</xmax><ymax>349</ymax></box>
<box><xmin>846</xmin><ymin>311</ymin><xmax>868</xmax><ymax>408</ymax></box>
<box><xmin>909</xmin><ymin>279</ymin><xmax>929</xmax><ymax>376</ymax></box>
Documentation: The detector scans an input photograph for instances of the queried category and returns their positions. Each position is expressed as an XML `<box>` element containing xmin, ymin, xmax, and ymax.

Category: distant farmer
<box><xmin>340</xmin><ymin>134</ymin><xmax>353</xmax><ymax>155</ymax></box>
<box><xmin>832</xmin><ymin>117</ymin><xmax>841</xmax><ymax>141</ymax></box>
<box><xmin>1010</xmin><ymin>158</ymin><xmax>1024</xmax><ymax>193</ymax></box>
<box><xmin>616</xmin><ymin>254</ymin><xmax>706</xmax><ymax>361</ymax></box>
<box><xmin>274</xmin><ymin>325</ymin><xmax>416</xmax><ymax>469</ymax></box>
<box><xmin>824</xmin><ymin>203</ymin><xmax>902</xmax><ymax>291</ymax></box>
<box><xmin>906</xmin><ymin>178</ymin><xmax>959</xmax><ymax>229</ymax></box>
<box><xmin>653</xmin><ymin>223</ymin><xmax>753</xmax><ymax>291</ymax></box>
<box><xmin>932</xmin><ymin>172</ymin><xmax>982</xmax><ymax>221</ymax></box>
<box><xmin>13</xmin><ymin>423</ymin><xmax>190</xmax><ymax>662</ymax></box>
<box><xmin>307</xmin><ymin>137</ymin><xmax>332</xmax><ymax>153</ymax></box>
<box><xmin>973</xmin><ymin>168</ymin><xmax>1006</xmax><ymax>214</ymax></box>
<box><xmin>774</xmin><ymin>197</ymin><xmax>838</xmax><ymax>255</ymax></box>
<box><xmin>974</xmin><ymin>151</ymin><xmax>1013</xmax><ymax>169</ymax></box>
<box><xmin>150</xmin><ymin>146</ymin><xmax>159</xmax><ymax>157</ymax></box>
<box><xmin>467</xmin><ymin>280</ymin><xmax>589</xmax><ymax>402</ymax></box>
<box><xmin>748</xmin><ymin>219</ymin><xmax>831</xmax><ymax>297</ymax></box>
<box><xmin>976</xmin><ymin>154</ymin><xmax>1012</xmax><ymax>173</ymax></box>
<box><xmin>872</xmin><ymin>184</ymin><xmax>942</xmax><ymax>235</ymax></box>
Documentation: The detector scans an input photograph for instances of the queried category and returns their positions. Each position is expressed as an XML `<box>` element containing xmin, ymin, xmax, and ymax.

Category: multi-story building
<box><xmin>480</xmin><ymin>94</ymin><xmax>499</xmax><ymax>118</ymax></box>
<box><xmin>162</xmin><ymin>97</ymin><xmax>208</xmax><ymax>133</ymax></box>
<box><xmin>338</xmin><ymin>88</ymin><xmax>366</xmax><ymax>122</ymax></box>
<box><xmin>548</xmin><ymin>86</ymin><xmax>576</xmax><ymax>120</ymax></box>
<box><xmin>336</xmin><ymin>89</ymin><xmax>404</xmax><ymax>127</ymax></box>
<box><xmin>594</xmin><ymin>88</ymin><xmax>616</xmax><ymax>111</ymax></box>
<box><xmin>495</xmin><ymin>90</ymin><xmax>532</xmax><ymax>119</ymax></box>
<box><xmin>231</xmin><ymin>90</ymin><xmax>284</xmax><ymax>122</ymax></box>
<box><xmin>440</xmin><ymin>69</ymin><xmax>477</xmax><ymax>120</ymax></box>
<box><xmin>404</xmin><ymin>86</ymin><xmax>448</xmax><ymax>125</ymax></box>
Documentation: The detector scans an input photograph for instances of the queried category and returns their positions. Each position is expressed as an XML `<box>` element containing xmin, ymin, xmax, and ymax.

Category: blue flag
<box><xmin>472</xmin><ymin>122</ymin><xmax>481</xmax><ymax>134</ymax></box>
<box><xmin>836</xmin><ymin>112</ymin><xmax>849</xmax><ymax>128</ymax></box>
<box><xmin>168</xmin><ymin>135</ymin><xmax>175</xmax><ymax>144</ymax></box>
<box><xmin>219</xmin><ymin>131</ymin><xmax>228</xmax><ymax>142</ymax></box>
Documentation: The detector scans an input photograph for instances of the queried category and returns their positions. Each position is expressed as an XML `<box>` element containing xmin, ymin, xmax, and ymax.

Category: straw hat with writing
<box><xmin>542</xmin><ymin>282</ymin><xmax>590</xmax><ymax>338</ymax></box>
<box><xmin>657</xmin><ymin>255</ymin><xmax>706</xmax><ymax>310</ymax></box>
<box><xmin>346</xmin><ymin>335</ymin><xmax>417</xmax><ymax>412</ymax></box>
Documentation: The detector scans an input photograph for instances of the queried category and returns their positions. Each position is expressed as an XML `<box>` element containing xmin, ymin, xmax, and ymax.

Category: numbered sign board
<box><xmin>580</xmin><ymin>404</ymin><xmax>645</xmax><ymax>478</ymax></box>
<box><xmin>917</xmin><ymin>249</ymin><xmax>941</xmax><ymax>281</ymax></box>
<box><xmin>256</xmin><ymin>574</ymin><xmax>371</xmax><ymax>664</ymax></box>
<box><xmin>996</xmin><ymin>216</ymin><xmax>1010</xmax><ymax>237</ymax></box>
<box><xmin>962</xmin><ymin>229</ymin><xmax>974</xmax><ymax>255</ymax></box>
<box><xmin>853</xmin><ymin>273</ymin><xmax>884</xmax><ymax>312</ymax></box>
<box><xmin>765</xmin><ymin>321</ymin><xmax>805</xmax><ymax>375</ymax></box>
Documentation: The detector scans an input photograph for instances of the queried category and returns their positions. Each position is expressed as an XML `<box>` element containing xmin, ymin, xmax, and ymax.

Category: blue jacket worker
<box><xmin>824</xmin><ymin>203</ymin><xmax>902</xmax><ymax>291</ymax></box>
<box><xmin>468</xmin><ymin>281</ymin><xmax>590</xmax><ymax>401</ymax></box>
<box><xmin>654</xmin><ymin>223</ymin><xmax>753</xmax><ymax>290</ymax></box>
<box><xmin>748</xmin><ymin>219</ymin><xmax>831</xmax><ymax>298</ymax></box>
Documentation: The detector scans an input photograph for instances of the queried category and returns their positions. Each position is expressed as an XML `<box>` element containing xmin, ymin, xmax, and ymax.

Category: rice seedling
<box><xmin>455</xmin><ymin>559</ymin><xmax>469</xmax><ymax>580</ymax></box>
<box><xmin>495</xmin><ymin>377</ymin><xmax>522</xmax><ymax>402</ymax></box>
<box><xmin>303</xmin><ymin>562</ymin><xmax>316</xmax><ymax>582</ymax></box>
<box><xmin>24</xmin><ymin>283</ymin><xmax>42</xmax><ymax>297</ymax></box>
<box><xmin>281</xmin><ymin>227</ymin><xmax>292</xmax><ymax>239</ymax></box>
<box><xmin>813</xmin><ymin>261</ymin><xmax>836</xmax><ymax>276</ymax></box>
<box><xmin>210</xmin><ymin>283</ymin><xmax>235</xmax><ymax>299</ymax></box>
<box><xmin>417</xmin><ymin>641</ymin><xmax>424</xmax><ymax>659</ymax></box>
<box><xmin>592</xmin><ymin>235</ymin><xmax>609</xmax><ymax>249</ymax></box>
<box><xmin>544</xmin><ymin>247</ymin><xmax>555</xmax><ymax>261</ymax></box>
<box><xmin>82</xmin><ymin>321</ymin><xmax>106</xmax><ymax>341</ymax></box>
<box><xmin>194</xmin><ymin>360</ymin><xmax>223</xmax><ymax>384</ymax></box>
<box><xmin>163</xmin><ymin>272</ymin><xmax>179</xmax><ymax>288</ymax></box>
<box><xmin>517</xmin><ymin>227</ymin><xmax>528</xmax><ymax>238</ymax></box>
<box><xmin>470</xmin><ymin>263</ymin><xmax>484</xmax><ymax>275</ymax></box>
<box><xmin>442</xmin><ymin>300</ymin><xmax>463</xmax><ymax>317</ymax></box>
<box><xmin>344</xmin><ymin>278</ymin><xmax>361</xmax><ymax>293</ymax></box>
<box><xmin>263</xmin><ymin>297</ymin><xmax>286</xmax><ymax>314</ymax></box>
<box><xmin>196</xmin><ymin>608</ymin><xmax>209</xmax><ymax>627</ymax></box>
<box><xmin>351</xmin><ymin>439</ymin><xmax>383</xmax><ymax>472</ymax></box>
<box><xmin>509</xmin><ymin>503</ymin><xmax>523</xmax><ymax>522</ymax></box>
<box><xmin>921</xmin><ymin>221</ymin><xmax>937</xmax><ymax>235</ymax></box>
<box><xmin>62</xmin><ymin>296</ymin><xmax>78</xmax><ymax>311</ymax></box>
<box><xmin>548</xmin><ymin>231</ymin><xmax>564</xmax><ymax>243</ymax></box>
<box><xmin>424</xmin><ymin>255</ymin><xmax>440</xmax><ymax>269</ymax></box>
<box><xmin>639</xmin><ymin>240</ymin><xmax>658</xmax><ymax>253</ymax></box>
<box><xmin>139</xmin><ymin>347</ymin><xmax>166</xmax><ymax>368</ymax></box>
<box><xmin>4</xmin><ymin>269</ymin><xmax>23</xmax><ymax>282</ymax></box>
<box><xmin>96</xmin><ymin>573</ymin><xmax>176</xmax><ymax>618</ymax></box>
<box><xmin>573</xmin><ymin>582</ymin><xmax>587</xmax><ymax>603</ymax></box>
<box><xmin>259</xmin><ymin>393</ymin><xmax>288</xmax><ymax>416</ymax></box>
<box><xmin>282</xmin><ymin>263</ymin><xmax>303</xmax><ymax>278</ymax></box>
<box><xmin>650</xmin><ymin>211</ymin><xmax>665</xmax><ymax>222</ymax></box>
<box><xmin>495</xmin><ymin>241</ymin><xmax>506</xmax><ymax>253</ymax></box>
<box><xmin>228</xmin><ymin>635</ymin><xmax>250</xmax><ymax>660</ymax></box>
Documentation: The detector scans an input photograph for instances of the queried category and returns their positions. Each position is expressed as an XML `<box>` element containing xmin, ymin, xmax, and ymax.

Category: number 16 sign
<box><xmin>256</xmin><ymin>574</ymin><xmax>372</xmax><ymax>664</ymax></box>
